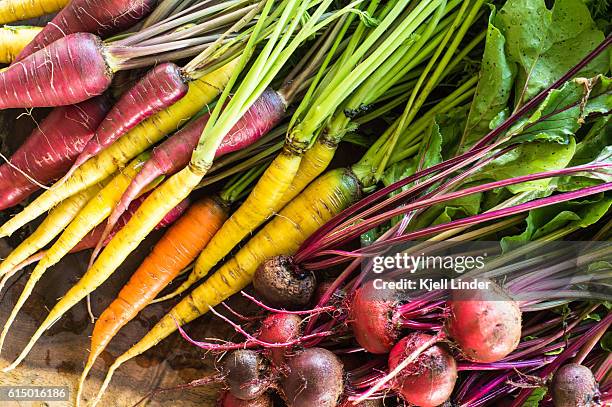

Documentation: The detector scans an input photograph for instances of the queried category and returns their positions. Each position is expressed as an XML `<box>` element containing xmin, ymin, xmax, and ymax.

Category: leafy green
<box><xmin>501</xmin><ymin>194</ymin><xmax>612</xmax><ymax>250</ymax></box>
<box><xmin>508</xmin><ymin>77</ymin><xmax>611</xmax><ymax>145</ymax></box>
<box><xmin>571</xmin><ymin>116</ymin><xmax>611</xmax><ymax>166</ymax></box>
<box><xmin>521</xmin><ymin>386</ymin><xmax>548</xmax><ymax>407</ymax></box>
<box><xmin>460</xmin><ymin>5</ymin><xmax>516</xmax><ymax>150</ymax></box>
<box><xmin>602</xmin><ymin>332</ymin><xmax>612</xmax><ymax>352</ymax></box>
<box><xmin>475</xmin><ymin>138</ymin><xmax>577</xmax><ymax>194</ymax></box>
<box><xmin>471</xmin><ymin>76</ymin><xmax>610</xmax><ymax>194</ymax></box>
<box><xmin>496</xmin><ymin>0</ymin><xmax>609</xmax><ymax>105</ymax></box>
<box><xmin>409</xmin><ymin>188</ymin><xmax>483</xmax><ymax>230</ymax></box>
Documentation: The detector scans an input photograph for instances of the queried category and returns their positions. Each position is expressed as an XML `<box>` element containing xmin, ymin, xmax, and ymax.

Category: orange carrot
<box><xmin>75</xmin><ymin>196</ymin><xmax>229</xmax><ymax>402</ymax></box>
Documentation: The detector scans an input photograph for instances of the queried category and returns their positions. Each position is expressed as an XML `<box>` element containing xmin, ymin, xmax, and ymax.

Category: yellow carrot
<box><xmin>0</xmin><ymin>182</ymin><xmax>102</xmax><ymax>280</ymax></box>
<box><xmin>156</xmin><ymin>126</ymin><xmax>337</xmax><ymax>302</ymax></box>
<box><xmin>1</xmin><ymin>166</ymin><xmax>202</xmax><ymax>371</ymax></box>
<box><xmin>277</xmin><ymin>137</ymin><xmax>338</xmax><ymax>206</ymax></box>
<box><xmin>163</xmin><ymin>0</ymin><xmax>477</xmax><ymax>300</ymax></box>
<box><xmin>75</xmin><ymin>195</ymin><xmax>229</xmax><ymax>405</ymax></box>
<box><xmin>0</xmin><ymin>26</ymin><xmax>42</xmax><ymax>63</ymax></box>
<box><xmin>0</xmin><ymin>153</ymin><xmax>154</xmax><ymax>354</ymax></box>
<box><xmin>92</xmin><ymin>168</ymin><xmax>361</xmax><ymax>404</ymax></box>
<box><xmin>0</xmin><ymin>0</ymin><xmax>68</xmax><ymax>24</ymax></box>
<box><xmin>159</xmin><ymin>149</ymin><xmax>302</xmax><ymax>300</ymax></box>
<box><xmin>0</xmin><ymin>61</ymin><xmax>237</xmax><ymax>239</ymax></box>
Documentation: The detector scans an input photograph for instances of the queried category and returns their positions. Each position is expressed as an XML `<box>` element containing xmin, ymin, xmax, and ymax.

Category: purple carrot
<box><xmin>91</xmin><ymin>87</ymin><xmax>286</xmax><ymax>261</ymax></box>
<box><xmin>0</xmin><ymin>33</ymin><xmax>113</xmax><ymax>109</ymax></box>
<box><xmin>63</xmin><ymin>63</ymin><xmax>189</xmax><ymax>181</ymax></box>
<box><xmin>0</xmin><ymin>95</ymin><xmax>110</xmax><ymax>210</ymax></box>
<box><xmin>15</xmin><ymin>0</ymin><xmax>156</xmax><ymax>61</ymax></box>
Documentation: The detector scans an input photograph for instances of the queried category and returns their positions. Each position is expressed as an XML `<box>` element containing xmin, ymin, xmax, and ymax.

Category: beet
<box><xmin>254</xmin><ymin>256</ymin><xmax>316</xmax><ymax>309</ymax></box>
<box><xmin>223</xmin><ymin>350</ymin><xmax>269</xmax><ymax>401</ymax></box>
<box><xmin>313</xmin><ymin>280</ymin><xmax>345</xmax><ymax>305</ymax></box>
<box><xmin>388</xmin><ymin>333</ymin><xmax>457</xmax><ymax>407</ymax></box>
<box><xmin>281</xmin><ymin>347</ymin><xmax>345</xmax><ymax>407</ymax></box>
<box><xmin>551</xmin><ymin>363</ymin><xmax>600</xmax><ymax>407</ymax></box>
<box><xmin>340</xmin><ymin>399</ymin><xmax>383</xmax><ymax>407</ymax></box>
<box><xmin>258</xmin><ymin>313</ymin><xmax>302</xmax><ymax>366</ymax></box>
<box><xmin>446</xmin><ymin>280</ymin><xmax>522</xmax><ymax>363</ymax></box>
<box><xmin>349</xmin><ymin>280</ymin><xmax>402</xmax><ymax>354</ymax></box>
<box><xmin>220</xmin><ymin>391</ymin><xmax>273</xmax><ymax>407</ymax></box>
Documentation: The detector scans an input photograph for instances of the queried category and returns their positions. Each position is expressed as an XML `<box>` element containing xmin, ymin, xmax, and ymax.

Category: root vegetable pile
<box><xmin>0</xmin><ymin>0</ymin><xmax>610</xmax><ymax>406</ymax></box>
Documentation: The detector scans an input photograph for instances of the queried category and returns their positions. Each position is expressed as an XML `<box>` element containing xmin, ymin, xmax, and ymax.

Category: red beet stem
<box><xmin>296</xmin><ymin>36</ymin><xmax>612</xmax><ymax>258</ymax></box>
<box><xmin>15</xmin><ymin>0</ymin><xmax>156</xmax><ymax>61</ymax></box>
<box><xmin>0</xmin><ymin>95</ymin><xmax>110</xmax><ymax>210</ymax></box>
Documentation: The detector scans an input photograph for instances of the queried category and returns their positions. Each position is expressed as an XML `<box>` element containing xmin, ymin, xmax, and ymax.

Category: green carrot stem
<box><xmin>114</xmin><ymin>39</ymin><xmax>236</xmax><ymax>70</ymax></box>
<box><xmin>348</xmin><ymin>0</ymin><xmax>454</xmax><ymax>107</ymax></box>
<box><xmin>192</xmin><ymin>0</ymin><xmax>361</xmax><ymax>168</ymax></box>
<box><xmin>390</xmin><ymin>75</ymin><xmax>478</xmax><ymax>152</ymax></box>
<box><xmin>296</xmin><ymin>0</ymin><xmax>445</xmax><ymax>141</ymax></box>
<box><xmin>329</xmin><ymin>23</ymin><xmax>481</xmax><ymax>151</ymax></box>
<box><xmin>288</xmin><ymin>4</ymin><xmax>362</xmax><ymax>130</ymax></box>
<box><xmin>306</xmin><ymin>0</ymin><xmax>382</xmax><ymax>106</ymax></box>
<box><xmin>357</xmin><ymin>27</ymin><xmax>483</xmax><ymax>123</ymax></box>
<box><xmin>325</xmin><ymin>1</ymin><xmax>450</xmax><ymax>139</ymax></box>
<box><xmin>138</xmin><ymin>5</ymin><xmax>257</xmax><ymax>47</ymax></box>
<box><xmin>210</xmin><ymin>124</ymin><xmax>287</xmax><ymax>171</ymax></box>
<box><xmin>377</xmin><ymin>0</ymin><xmax>483</xmax><ymax>182</ymax></box>
<box><xmin>394</xmin><ymin>0</ymin><xmax>472</xmax><ymax>132</ymax></box>
<box><xmin>198</xmin><ymin>148</ymin><xmax>279</xmax><ymax>188</ymax></box>
<box><xmin>141</xmin><ymin>0</ymin><xmax>193</xmax><ymax>28</ymax></box>
<box><xmin>219</xmin><ymin>163</ymin><xmax>269</xmax><ymax>202</ymax></box>
<box><xmin>118</xmin><ymin>0</ymin><xmax>249</xmax><ymax>46</ymax></box>
<box><xmin>351</xmin><ymin>115</ymin><xmax>406</xmax><ymax>188</ymax></box>
<box><xmin>190</xmin><ymin>0</ymin><xmax>283</xmax><ymax>171</ymax></box>
<box><xmin>351</xmin><ymin>73</ymin><xmax>478</xmax><ymax>186</ymax></box>
<box><xmin>280</xmin><ymin>15</ymin><xmax>348</xmax><ymax>104</ymax></box>
<box><xmin>108</xmin><ymin>35</ymin><xmax>220</xmax><ymax>60</ymax></box>
<box><xmin>354</xmin><ymin>79</ymin><xmax>420</xmax><ymax>124</ymax></box>
<box><xmin>250</xmin><ymin>0</ymin><xmax>366</xmax><ymax>101</ymax></box>
<box><xmin>184</xmin><ymin>0</ymin><xmax>267</xmax><ymax>75</ymax></box>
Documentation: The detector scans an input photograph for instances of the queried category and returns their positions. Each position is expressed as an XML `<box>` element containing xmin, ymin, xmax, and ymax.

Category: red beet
<box><xmin>350</xmin><ymin>280</ymin><xmax>402</xmax><ymax>354</ymax></box>
<box><xmin>340</xmin><ymin>400</ymin><xmax>383</xmax><ymax>407</ymax></box>
<box><xmin>388</xmin><ymin>333</ymin><xmax>457</xmax><ymax>407</ymax></box>
<box><xmin>551</xmin><ymin>363</ymin><xmax>600</xmax><ymax>407</ymax></box>
<box><xmin>15</xmin><ymin>0</ymin><xmax>155</xmax><ymax>60</ymax></box>
<box><xmin>258</xmin><ymin>313</ymin><xmax>302</xmax><ymax>365</ymax></box>
<box><xmin>446</xmin><ymin>280</ymin><xmax>522</xmax><ymax>362</ymax></box>
<box><xmin>253</xmin><ymin>256</ymin><xmax>316</xmax><ymax>309</ymax></box>
<box><xmin>0</xmin><ymin>95</ymin><xmax>109</xmax><ymax>209</ymax></box>
<box><xmin>281</xmin><ymin>348</ymin><xmax>344</xmax><ymax>407</ymax></box>
<box><xmin>220</xmin><ymin>391</ymin><xmax>273</xmax><ymax>407</ymax></box>
<box><xmin>223</xmin><ymin>350</ymin><xmax>270</xmax><ymax>401</ymax></box>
